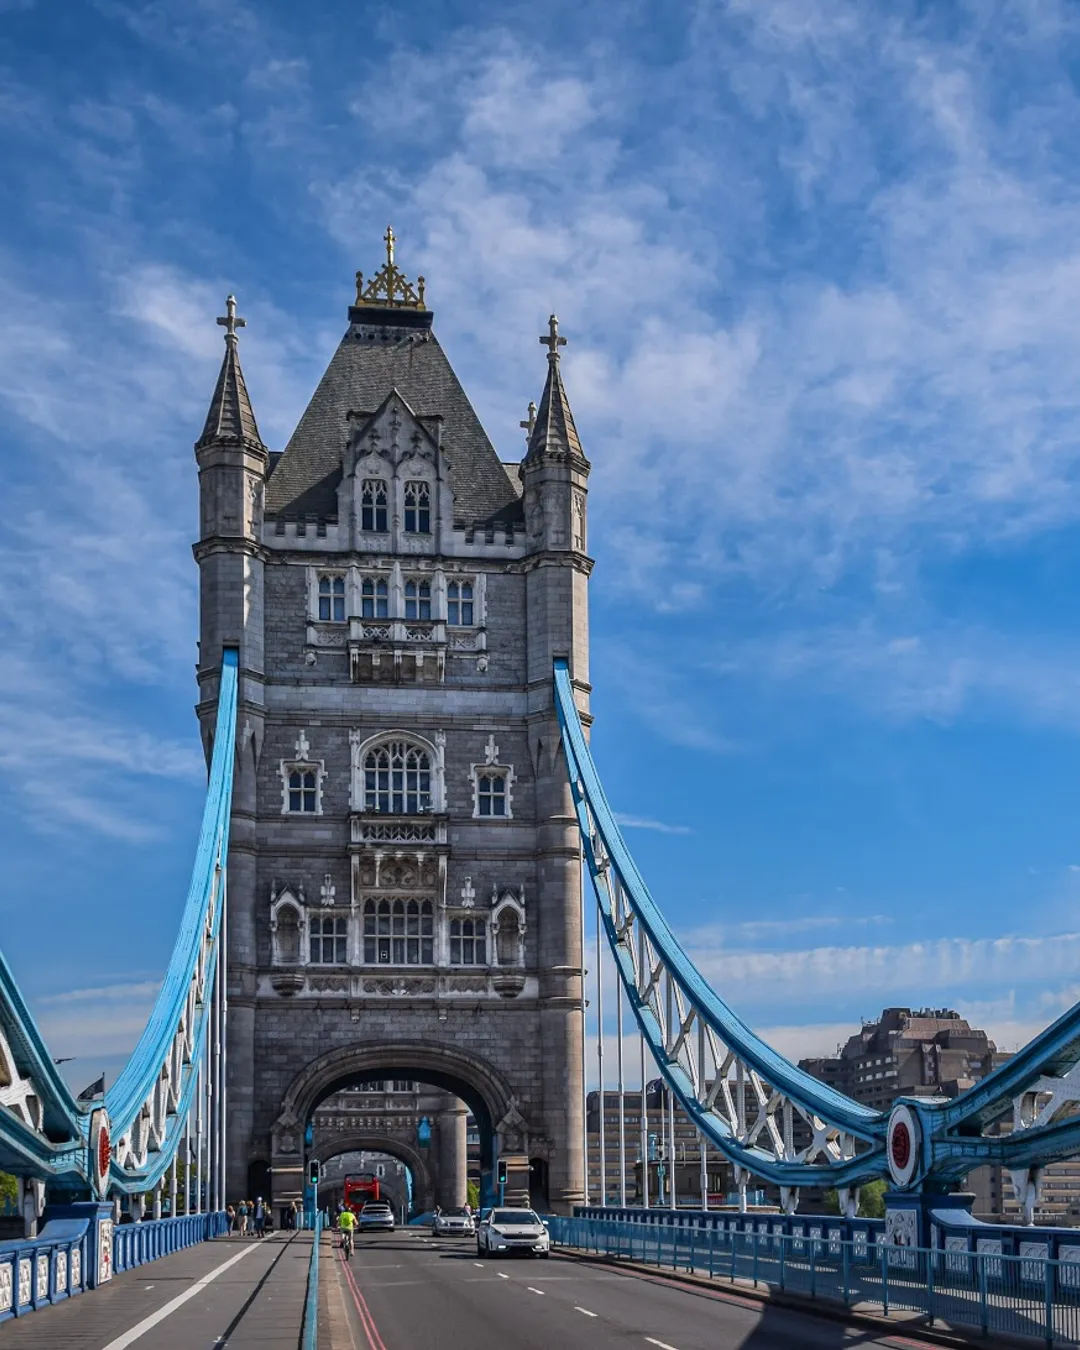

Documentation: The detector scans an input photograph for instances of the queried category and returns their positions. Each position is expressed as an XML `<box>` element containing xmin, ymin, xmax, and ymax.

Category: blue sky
<box><xmin>2</xmin><ymin>0</ymin><xmax>1080</xmax><ymax>1085</ymax></box>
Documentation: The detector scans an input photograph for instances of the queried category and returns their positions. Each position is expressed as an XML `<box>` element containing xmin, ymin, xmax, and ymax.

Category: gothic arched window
<box><xmin>404</xmin><ymin>579</ymin><xmax>431</xmax><ymax>621</ymax></box>
<box><xmin>361</xmin><ymin>479</ymin><xmax>388</xmax><ymax>532</ymax></box>
<box><xmin>318</xmin><ymin>574</ymin><xmax>345</xmax><ymax>622</ymax></box>
<box><xmin>362</xmin><ymin>898</ymin><xmax>434</xmax><ymax>964</ymax></box>
<box><xmin>450</xmin><ymin>918</ymin><xmax>486</xmax><ymax>966</ymax></box>
<box><xmin>447</xmin><ymin>581</ymin><xmax>474</xmax><ymax>626</ymax></box>
<box><xmin>361</xmin><ymin>577</ymin><xmax>389</xmax><ymax>619</ymax></box>
<box><xmin>288</xmin><ymin>769</ymin><xmax>318</xmax><ymax>813</ymax></box>
<box><xmin>404</xmin><ymin>481</ymin><xmax>430</xmax><ymax>534</ymax></box>
<box><xmin>364</xmin><ymin>740</ymin><xmax>431</xmax><ymax>814</ymax></box>
<box><xmin>309</xmin><ymin>915</ymin><xmax>347</xmax><ymax>964</ymax></box>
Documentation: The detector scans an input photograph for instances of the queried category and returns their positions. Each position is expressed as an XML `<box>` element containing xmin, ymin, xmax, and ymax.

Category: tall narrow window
<box><xmin>404</xmin><ymin>481</ymin><xmax>431</xmax><ymax>534</ymax></box>
<box><xmin>364</xmin><ymin>741</ymin><xmax>432</xmax><ymax>813</ymax></box>
<box><xmin>309</xmin><ymin>915</ymin><xmax>348</xmax><ymax>964</ymax></box>
<box><xmin>318</xmin><ymin>575</ymin><xmax>345</xmax><ymax>622</ymax></box>
<box><xmin>450</xmin><ymin>918</ymin><xmax>487</xmax><ymax>966</ymax></box>
<box><xmin>404</xmin><ymin>579</ymin><xmax>431</xmax><ymax>621</ymax></box>
<box><xmin>447</xmin><ymin>581</ymin><xmax>474</xmax><ymax>626</ymax></box>
<box><xmin>477</xmin><ymin>772</ymin><xmax>507</xmax><ymax>817</ymax></box>
<box><xmin>362</xmin><ymin>899</ymin><xmax>434</xmax><ymax>964</ymax></box>
<box><xmin>288</xmin><ymin>769</ymin><xmax>318</xmax><ymax>813</ymax></box>
<box><xmin>362</xmin><ymin>480</ymin><xmax>388</xmax><ymax>532</ymax></box>
<box><xmin>361</xmin><ymin>578</ymin><xmax>389</xmax><ymax>619</ymax></box>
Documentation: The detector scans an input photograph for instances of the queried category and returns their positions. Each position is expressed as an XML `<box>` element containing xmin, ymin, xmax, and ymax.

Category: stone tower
<box><xmin>193</xmin><ymin>231</ymin><xmax>591</xmax><ymax>1213</ymax></box>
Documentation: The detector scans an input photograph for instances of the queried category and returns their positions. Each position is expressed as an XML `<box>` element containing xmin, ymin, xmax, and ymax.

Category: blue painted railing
<box><xmin>301</xmin><ymin>1211</ymin><xmax>322</xmax><ymax>1350</ymax></box>
<box><xmin>551</xmin><ymin>1214</ymin><xmax>1080</xmax><ymax>1345</ymax></box>
<box><xmin>112</xmin><ymin>1211</ymin><xmax>229</xmax><ymax>1274</ymax></box>
<box><xmin>0</xmin><ymin>1220</ymin><xmax>88</xmax><ymax>1322</ymax></box>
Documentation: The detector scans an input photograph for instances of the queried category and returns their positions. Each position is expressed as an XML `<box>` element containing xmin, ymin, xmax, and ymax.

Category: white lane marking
<box><xmin>527</xmin><ymin>1286</ymin><xmax>545</xmax><ymax>1295</ymax></box>
<box><xmin>645</xmin><ymin>1340</ymin><xmax>680</xmax><ymax>1350</ymax></box>
<box><xmin>498</xmin><ymin>1271</ymin><xmax>509</xmax><ymax>1279</ymax></box>
<box><xmin>474</xmin><ymin>1262</ymin><xmax>484</xmax><ymax>1267</ymax></box>
<box><xmin>575</xmin><ymin>1307</ymin><xmax>598</xmax><ymax>1317</ymax></box>
<box><xmin>99</xmin><ymin>1241</ymin><xmax>264</xmax><ymax>1350</ymax></box>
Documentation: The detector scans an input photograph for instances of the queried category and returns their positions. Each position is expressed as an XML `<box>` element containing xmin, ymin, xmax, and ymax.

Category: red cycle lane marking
<box><xmin>338</xmin><ymin>1248</ymin><xmax>390</xmax><ymax>1350</ymax></box>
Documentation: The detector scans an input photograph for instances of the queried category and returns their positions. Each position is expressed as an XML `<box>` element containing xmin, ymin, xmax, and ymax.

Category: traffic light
<box><xmin>308</xmin><ymin>1159</ymin><xmax>320</xmax><ymax>1185</ymax></box>
<box><xmin>496</xmin><ymin>1159</ymin><xmax>507</xmax><ymax>1187</ymax></box>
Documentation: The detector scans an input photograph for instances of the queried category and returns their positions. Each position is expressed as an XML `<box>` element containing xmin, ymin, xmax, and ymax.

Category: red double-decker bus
<box><xmin>344</xmin><ymin>1173</ymin><xmax>380</xmax><ymax>1213</ymax></box>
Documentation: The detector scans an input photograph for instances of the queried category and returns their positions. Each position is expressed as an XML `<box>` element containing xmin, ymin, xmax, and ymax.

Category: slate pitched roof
<box><xmin>526</xmin><ymin>351</ymin><xmax>584</xmax><ymax>462</ymax></box>
<box><xmin>197</xmin><ymin>335</ymin><xmax>263</xmax><ymax>450</ymax></box>
<box><xmin>265</xmin><ymin>307</ymin><xmax>523</xmax><ymax>525</ymax></box>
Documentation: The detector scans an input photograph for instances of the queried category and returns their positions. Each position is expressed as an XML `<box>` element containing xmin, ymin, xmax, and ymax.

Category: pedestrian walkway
<box><xmin>0</xmin><ymin>1229</ymin><xmax>320</xmax><ymax>1349</ymax></box>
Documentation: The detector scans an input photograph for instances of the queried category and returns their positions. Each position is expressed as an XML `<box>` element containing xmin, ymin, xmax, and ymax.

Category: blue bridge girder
<box><xmin>554</xmin><ymin>658</ymin><xmax>1080</xmax><ymax>1198</ymax></box>
<box><xmin>0</xmin><ymin>647</ymin><xmax>237</xmax><ymax>1195</ymax></box>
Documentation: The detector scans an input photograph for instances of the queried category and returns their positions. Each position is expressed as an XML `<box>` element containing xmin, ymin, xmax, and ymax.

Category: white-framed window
<box><xmin>403</xmin><ymin>480</ymin><xmax>431</xmax><ymax>534</ymax></box>
<box><xmin>288</xmin><ymin>767</ymin><xmax>319</xmax><ymax>813</ymax></box>
<box><xmin>476</xmin><ymin>772</ymin><xmax>508</xmax><ymax>817</ymax></box>
<box><xmin>362</xmin><ymin>898</ymin><xmax>434</xmax><ymax>964</ymax></box>
<box><xmin>318</xmin><ymin>574</ymin><xmax>346</xmax><ymax>622</ymax></box>
<box><xmin>449</xmin><ymin>917</ymin><xmax>487</xmax><ymax>966</ymax></box>
<box><xmin>364</xmin><ymin>740</ymin><xmax>432</xmax><ymax>813</ymax></box>
<box><xmin>404</xmin><ymin>579</ymin><xmax>431</xmax><ymax>620</ymax></box>
<box><xmin>361</xmin><ymin>577</ymin><xmax>389</xmax><ymax>619</ymax></box>
<box><xmin>309</xmin><ymin>915</ymin><xmax>348</xmax><ymax>964</ymax></box>
<box><xmin>361</xmin><ymin>479</ymin><xmax>388</xmax><ymax>532</ymax></box>
<box><xmin>447</xmin><ymin>580</ymin><xmax>474</xmax><ymax>626</ymax></box>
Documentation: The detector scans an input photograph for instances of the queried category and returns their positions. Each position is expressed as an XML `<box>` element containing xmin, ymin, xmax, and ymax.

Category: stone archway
<box><xmin>311</xmin><ymin>1132</ymin><xmax>435</xmax><ymax>1214</ymax></box>
<box><xmin>271</xmin><ymin>1039</ymin><xmax>521</xmax><ymax>1206</ymax></box>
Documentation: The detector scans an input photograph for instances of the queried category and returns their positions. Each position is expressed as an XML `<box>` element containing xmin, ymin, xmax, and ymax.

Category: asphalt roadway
<box><xmin>329</xmin><ymin>1227</ymin><xmax>946</xmax><ymax>1350</ymax></box>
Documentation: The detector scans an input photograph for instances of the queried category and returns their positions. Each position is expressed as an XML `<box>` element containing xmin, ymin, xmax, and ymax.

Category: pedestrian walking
<box><xmin>254</xmin><ymin>1196</ymin><xmax>266</xmax><ymax>1238</ymax></box>
<box><xmin>226</xmin><ymin>1203</ymin><xmax>236</xmax><ymax>1233</ymax></box>
<box><xmin>237</xmin><ymin>1199</ymin><xmax>248</xmax><ymax>1235</ymax></box>
<box><xmin>289</xmin><ymin>1198</ymin><xmax>299</xmax><ymax>1230</ymax></box>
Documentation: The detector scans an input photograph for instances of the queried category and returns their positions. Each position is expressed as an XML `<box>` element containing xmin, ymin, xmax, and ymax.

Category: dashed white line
<box><xmin>645</xmin><ymin>1339</ymin><xmax>680</xmax><ymax>1350</ymax></box>
<box><xmin>473</xmin><ymin>1261</ymin><xmax>484</xmax><ymax>1267</ymax></box>
<box><xmin>575</xmin><ymin>1306</ymin><xmax>598</xmax><ymax>1317</ymax></box>
<box><xmin>527</xmin><ymin>1286</ymin><xmax>545</xmax><ymax>1295</ymax></box>
<box><xmin>498</xmin><ymin>1272</ymin><xmax>509</xmax><ymax>1279</ymax></box>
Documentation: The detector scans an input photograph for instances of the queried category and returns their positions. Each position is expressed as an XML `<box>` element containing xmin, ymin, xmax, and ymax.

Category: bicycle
<box><xmin>341</xmin><ymin>1229</ymin><xmax>354</xmax><ymax>1261</ymax></box>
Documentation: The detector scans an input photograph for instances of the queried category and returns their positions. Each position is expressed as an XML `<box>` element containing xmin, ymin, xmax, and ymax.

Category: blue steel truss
<box><xmin>0</xmin><ymin>649</ymin><xmax>238</xmax><ymax>1196</ymax></box>
<box><xmin>555</xmin><ymin>659</ymin><xmax>1080</xmax><ymax>1202</ymax></box>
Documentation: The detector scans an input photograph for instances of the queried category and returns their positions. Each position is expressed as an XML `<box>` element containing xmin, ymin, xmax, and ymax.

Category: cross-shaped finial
<box><xmin>519</xmin><ymin>400</ymin><xmax>537</xmax><ymax>438</ymax></box>
<box><xmin>217</xmin><ymin>294</ymin><xmax>246</xmax><ymax>342</ymax></box>
<box><xmin>384</xmin><ymin>224</ymin><xmax>396</xmax><ymax>266</ymax></box>
<box><xmin>539</xmin><ymin>313</ymin><xmax>567</xmax><ymax>359</ymax></box>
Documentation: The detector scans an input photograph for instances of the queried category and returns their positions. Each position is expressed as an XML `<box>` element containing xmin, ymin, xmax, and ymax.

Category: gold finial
<box><xmin>540</xmin><ymin>313</ymin><xmax>567</xmax><ymax>359</ymax></box>
<box><xmin>520</xmin><ymin>400</ymin><xmax>537</xmax><ymax>440</ymax></box>
<box><xmin>352</xmin><ymin>227</ymin><xmax>427</xmax><ymax>311</ymax></box>
<box><xmin>217</xmin><ymin>294</ymin><xmax>246</xmax><ymax>341</ymax></box>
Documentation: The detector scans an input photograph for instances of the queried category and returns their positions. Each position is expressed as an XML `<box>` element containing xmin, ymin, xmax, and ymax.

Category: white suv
<box><xmin>476</xmin><ymin>1208</ymin><xmax>550</xmax><ymax>1258</ymax></box>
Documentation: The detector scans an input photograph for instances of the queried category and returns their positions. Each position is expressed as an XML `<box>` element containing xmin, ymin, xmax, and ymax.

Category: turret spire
<box><xmin>526</xmin><ymin>315</ymin><xmax>583</xmax><ymax>461</ymax></box>
<box><xmin>197</xmin><ymin>294</ymin><xmax>264</xmax><ymax>450</ymax></box>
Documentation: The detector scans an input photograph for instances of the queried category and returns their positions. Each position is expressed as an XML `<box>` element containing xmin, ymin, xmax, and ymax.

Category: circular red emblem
<box><xmin>97</xmin><ymin>1117</ymin><xmax>111</xmax><ymax>1182</ymax></box>
<box><xmin>891</xmin><ymin>1120</ymin><xmax>911</xmax><ymax>1170</ymax></box>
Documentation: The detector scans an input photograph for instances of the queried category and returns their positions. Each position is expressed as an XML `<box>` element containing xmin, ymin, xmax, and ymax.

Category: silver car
<box><xmin>358</xmin><ymin>1201</ymin><xmax>395</xmax><ymax>1232</ymax></box>
<box><xmin>476</xmin><ymin>1208</ymin><xmax>550</xmax><ymax>1258</ymax></box>
<box><xmin>433</xmin><ymin>1206</ymin><xmax>475</xmax><ymax>1236</ymax></box>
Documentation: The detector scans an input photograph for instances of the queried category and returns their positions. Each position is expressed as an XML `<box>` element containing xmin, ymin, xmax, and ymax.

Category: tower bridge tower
<box><xmin>194</xmin><ymin>233</ymin><xmax>590</xmax><ymax>1212</ymax></box>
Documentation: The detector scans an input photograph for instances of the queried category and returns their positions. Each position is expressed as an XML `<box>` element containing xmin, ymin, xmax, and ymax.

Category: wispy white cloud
<box><xmin>613</xmin><ymin>813</ymin><xmax>693</xmax><ymax>836</ymax></box>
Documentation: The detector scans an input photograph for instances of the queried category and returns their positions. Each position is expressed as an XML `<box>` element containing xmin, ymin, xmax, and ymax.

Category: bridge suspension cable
<box><xmin>0</xmin><ymin>647</ymin><xmax>238</xmax><ymax>1214</ymax></box>
<box><xmin>555</xmin><ymin>657</ymin><xmax>1080</xmax><ymax>1213</ymax></box>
